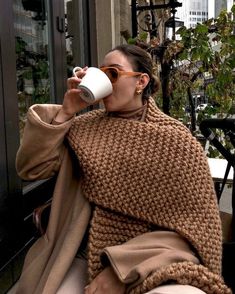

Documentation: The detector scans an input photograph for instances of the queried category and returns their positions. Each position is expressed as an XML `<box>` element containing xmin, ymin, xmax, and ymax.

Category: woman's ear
<box><xmin>136</xmin><ymin>73</ymin><xmax>150</xmax><ymax>90</ymax></box>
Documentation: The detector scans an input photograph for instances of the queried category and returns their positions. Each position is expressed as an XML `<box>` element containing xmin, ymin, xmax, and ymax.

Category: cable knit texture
<box><xmin>67</xmin><ymin>97</ymin><xmax>230</xmax><ymax>293</ymax></box>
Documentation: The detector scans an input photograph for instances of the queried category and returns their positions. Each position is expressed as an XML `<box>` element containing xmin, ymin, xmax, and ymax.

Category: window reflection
<box><xmin>13</xmin><ymin>0</ymin><xmax>49</xmax><ymax>139</ymax></box>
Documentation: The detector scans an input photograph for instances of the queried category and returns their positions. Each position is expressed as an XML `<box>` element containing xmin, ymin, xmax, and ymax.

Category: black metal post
<box><xmin>150</xmin><ymin>0</ymin><xmax>157</xmax><ymax>39</ymax></box>
<box><xmin>171</xmin><ymin>7</ymin><xmax>177</xmax><ymax>40</ymax></box>
<box><xmin>131</xmin><ymin>0</ymin><xmax>138</xmax><ymax>38</ymax></box>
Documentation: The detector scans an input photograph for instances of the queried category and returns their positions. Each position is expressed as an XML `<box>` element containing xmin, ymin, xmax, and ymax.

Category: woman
<box><xmin>16</xmin><ymin>44</ymin><xmax>230</xmax><ymax>294</ymax></box>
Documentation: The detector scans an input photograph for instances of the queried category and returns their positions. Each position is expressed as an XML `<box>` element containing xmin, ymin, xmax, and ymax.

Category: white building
<box><xmin>210</xmin><ymin>0</ymin><xmax>234</xmax><ymax>18</ymax></box>
<box><xmin>176</xmin><ymin>0</ymin><xmax>208</xmax><ymax>28</ymax></box>
<box><xmin>227</xmin><ymin>0</ymin><xmax>234</xmax><ymax>10</ymax></box>
<box><xmin>177</xmin><ymin>0</ymin><xmax>234</xmax><ymax>28</ymax></box>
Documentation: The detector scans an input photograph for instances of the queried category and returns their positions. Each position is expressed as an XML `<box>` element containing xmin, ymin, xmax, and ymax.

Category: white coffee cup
<box><xmin>72</xmin><ymin>66</ymin><xmax>113</xmax><ymax>103</ymax></box>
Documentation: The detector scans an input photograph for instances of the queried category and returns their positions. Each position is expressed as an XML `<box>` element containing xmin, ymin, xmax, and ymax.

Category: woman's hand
<box><xmin>84</xmin><ymin>266</ymin><xmax>126</xmax><ymax>294</ymax></box>
<box><xmin>54</xmin><ymin>67</ymin><xmax>90</xmax><ymax>123</ymax></box>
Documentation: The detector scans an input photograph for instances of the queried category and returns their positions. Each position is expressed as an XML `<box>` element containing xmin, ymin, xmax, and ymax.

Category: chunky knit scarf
<box><xmin>67</xmin><ymin>98</ymin><xmax>230</xmax><ymax>293</ymax></box>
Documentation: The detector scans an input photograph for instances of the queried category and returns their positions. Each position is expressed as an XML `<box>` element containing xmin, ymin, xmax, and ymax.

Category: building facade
<box><xmin>214</xmin><ymin>0</ymin><xmax>235</xmax><ymax>17</ymax></box>
<box><xmin>176</xmin><ymin>0</ymin><xmax>208</xmax><ymax>28</ymax></box>
<box><xmin>177</xmin><ymin>0</ymin><xmax>235</xmax><ymax>27</ymax></box>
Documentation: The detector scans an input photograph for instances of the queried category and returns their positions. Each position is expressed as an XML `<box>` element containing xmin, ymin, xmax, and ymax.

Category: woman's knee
<box><xmin>144</xmin><ymin>284</ymin><xmax>206</xmax><ymax>294</ymax></box>
<box><xmin>56</xmin><ymin>258</ymin><xmax>88</xmax><ymax>294</ymax></box>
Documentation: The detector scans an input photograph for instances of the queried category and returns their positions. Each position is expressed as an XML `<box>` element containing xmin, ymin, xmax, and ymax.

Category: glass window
<box><xmin>13</xmin><ymin>0</ymin><xmax>50</xmax><ymax>140</ymax></box>
<box><xmin>65</xmin><ymin>0</ymin><xmax>76</xmax><ymax>77</ymax></box>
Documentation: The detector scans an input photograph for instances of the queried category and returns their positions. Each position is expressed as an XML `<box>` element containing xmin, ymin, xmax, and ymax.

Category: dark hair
<box><xmin>110</xmin><ymin>44</ymin><xmax>160</xmax><ymax>99</ymax></box>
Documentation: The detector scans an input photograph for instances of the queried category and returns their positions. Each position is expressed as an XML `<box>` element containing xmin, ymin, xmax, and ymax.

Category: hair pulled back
<box><xmin>110</xmin><ymin>44</ymin><xmax>160</xmax><ymax>99</ymax></box>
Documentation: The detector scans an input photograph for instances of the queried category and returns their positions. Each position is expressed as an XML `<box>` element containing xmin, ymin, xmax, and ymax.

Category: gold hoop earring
<box><xmin>135</xmin><ymin>89</ymin><xmax>142</xmax><ymax>95</ymax></box>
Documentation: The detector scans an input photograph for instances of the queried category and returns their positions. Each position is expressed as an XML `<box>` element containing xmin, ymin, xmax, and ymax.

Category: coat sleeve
<box><xmin>16</xmin><ymin>104</ymin><xmax>74</xmax><ymax>180</ymax></box>
<box><xmin>100</xmin><ymin>231</ymin><xmax>200</xmax><ymax>290</ymax></box>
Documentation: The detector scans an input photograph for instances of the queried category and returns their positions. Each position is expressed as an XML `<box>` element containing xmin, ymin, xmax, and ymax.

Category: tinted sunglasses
<box><xmin>100</xmin><ymin>67</ymin><xmax>142</xmax><ymax>83</ymax></box>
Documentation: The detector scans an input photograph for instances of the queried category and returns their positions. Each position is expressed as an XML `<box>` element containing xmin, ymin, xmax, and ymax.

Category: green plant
<box><xmin>15</xmin><ymin>36</ymin><xmax>50</xmax><ymax>138</ymax></box>
<box><xmin>126</xmin><ymin>7</ymin><xmax>235</xmax><ymax>156</ymax></box>
<box><xmin>175</xmin><ymin>6</ymin><xmax>235</xmax><ymax>112</ymax></box>
<box><xmin>34</xmin><ymin>59</ymin><xmax>49</xmax><ymax>79</ymax></box>
<box><xmin>158</xmin><ymin>5</ymin><xmax>235</xmax><ymax>138</ymax></box>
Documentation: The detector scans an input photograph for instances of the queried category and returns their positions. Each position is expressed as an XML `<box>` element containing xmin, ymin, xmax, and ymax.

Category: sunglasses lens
<box><xmin>104</xmin><ymin>68</ymin><xmax>118</xmax><ymax>83</ymax></box>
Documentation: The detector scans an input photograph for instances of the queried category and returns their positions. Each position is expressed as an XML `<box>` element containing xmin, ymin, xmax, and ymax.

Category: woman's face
<box><xmin>100</xmin><ymin>50</ymin><xmax>144</xmax><ymax>112</ymax></box>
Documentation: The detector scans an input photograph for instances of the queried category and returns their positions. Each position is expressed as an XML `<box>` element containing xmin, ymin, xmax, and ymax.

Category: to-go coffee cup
<box><xmin>72</xmin><ymin>66</ymin><xmax>113</xmax><ymax>103</ymax></box>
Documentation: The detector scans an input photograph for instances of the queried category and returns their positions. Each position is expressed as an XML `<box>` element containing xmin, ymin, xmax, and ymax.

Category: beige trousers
<box><xmin>145</xmin><ymin>285</ymin><xmax>206</xmax><ymax>294</ymax></box>
<box><xmin>56</xmin><ymin>258</ymin><xmax>88</xmax><ymax>294</ymax></box>
<box><xmin>56</xmin><ymin>258</ymin><xmax>206</xmax><ymax>294</ymax></box>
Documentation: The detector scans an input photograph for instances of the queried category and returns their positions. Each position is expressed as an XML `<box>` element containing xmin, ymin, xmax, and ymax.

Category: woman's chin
<box><xmin>103</xmin><ymin>96</ymin><xmax>115</xmax><ymax>112</ymax></box>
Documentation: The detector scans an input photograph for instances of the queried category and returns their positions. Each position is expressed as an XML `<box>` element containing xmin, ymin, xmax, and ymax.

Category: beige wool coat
<box><xmin>15</xmin><ymin>104</ymin><xmax>220</xmax><ymax>294</ymax></box>
<box><xmin>16</xmin><ymin>104</ymin><xmax>91</xmax><ymax>293</ymax></box>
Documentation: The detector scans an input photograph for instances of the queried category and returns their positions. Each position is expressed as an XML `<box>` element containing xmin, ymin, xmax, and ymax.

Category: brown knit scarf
<box><xmin>67</xmin><ymin>97</ymin><xmax>230</xmax><ymax>293</ymax></box>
